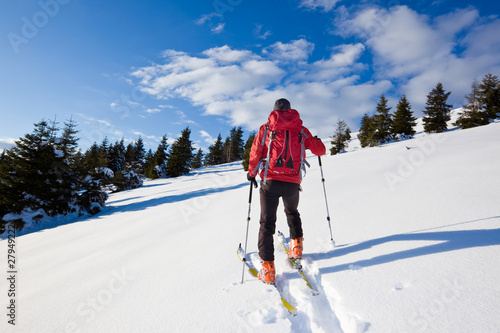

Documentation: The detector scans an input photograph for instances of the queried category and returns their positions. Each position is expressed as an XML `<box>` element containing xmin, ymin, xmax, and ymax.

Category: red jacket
<box><xmin>248</xmin><ymin>109</ymin><xmax>326</xmax><ymax>184</ymax></box>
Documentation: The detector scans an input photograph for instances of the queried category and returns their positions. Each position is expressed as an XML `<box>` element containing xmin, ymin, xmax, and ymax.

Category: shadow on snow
<box><xmin>314</xmin><ymin>216</ymin><xmax>500</xmax><ymax>275</ymax></box>
<box><xmin>101</xmin><ymin>181</ymin><xmax>247</xmax><ymax>216</ymax></box>
<box><xmin>4</xmin><ymin>180</ymin><xmax>248</xmax><ymax>238</ymax></box>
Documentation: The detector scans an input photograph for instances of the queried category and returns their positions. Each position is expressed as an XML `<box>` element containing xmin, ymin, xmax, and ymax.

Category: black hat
<box><xmin>273</xmin><ymin>98</ymin><xmax>291</xmax><ymax>110</ymax></box>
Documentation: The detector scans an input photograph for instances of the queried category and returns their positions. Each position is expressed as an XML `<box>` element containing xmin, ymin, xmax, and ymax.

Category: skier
<box><xmin>247</xmin><ymin>98</ymin><xmax>326</xmax><ymax>285</ymax></box>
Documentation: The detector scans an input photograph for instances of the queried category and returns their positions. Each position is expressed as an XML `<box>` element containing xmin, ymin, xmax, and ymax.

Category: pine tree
<box><xmin>204</xmin><ymin>134</ymin><xmax>224</xmax><ymax>166</ymax></box>
<box><xmin>330</xmin><ymin>120</ymin><xmax>351</xmax><ymax>155</ymax></box>
<box><xmin>191</xmin><ymin>148</ymin><xmax>204</xmax><ymax>169</ymax></box>
<box><xmin>222</xmin><ymin>136</ymin><xmax>231</xmax><ymax>164</ymax></box>
<box><xmin>144</xmin><ymin>149</ymin><xmax>157</xmax><ymax>179</ymax></box>
<box><xmin>98</xmin><ymin>137</ymin><xmax>110</xmax><ymax>165</ymax></box>
<box><xmin>478</xmin><ymin>73</ymin><xmax>500</xmax><ymax>120</ymax></box>
<box><xmin>0</xmin><ymin>151</ymin><xmax>16</xmax><ymax>232</ymax></box>
<box><xmin>391</xmin><ymin>95</ymin><xmax>416</xmax><ymax>139</ymax></box>
<box><xmin>53</xmin><ymin>119</ymin><xmax>82</xmax><ymax>214</ymax></box>
<box><xmin>5</xmin><ymin>119</ymin><xmax>80</xmax><ymax>218</ymax></box>
<box><xmin>454</xmin><ymin>79</ymin><xmax>489</xmax><ymax>129</ymax></box>
<box><xmin>134</xmin><ymin>137</ymin><xmax>145</xmax><ymax>165</ymax></box>
<box><xmin>358</xmin><ymin>113</ymin><xmax>378</xmax><ymax>148</ymax></box>
<box><xmin>166</xmin><ymin>127</ymin><xmax>194</xmax><ymax>177</ymax></box>
<box><xmin>107</xmin><ymin>139</ymin><xmax>126</xmax><ymax>172</ymax></box>
<box><xmin>372</xmin><ymin>95</ymin><xmax>393</xmax><ymax>144</ymax></box>
<box><xmin>6</xmin><ymin>120</ymin><xmax>57</xmax><ymax>215</ymax></box>
<box><xmin>124</xmin><ymin>143</ymin><xmax>135</xmax><ymax>165</ymax></box>
<box><xmin>154</xmin><ymin>136</ymin><xmax>169</xmax><ymax>176</ymax></box>
<box><xmin>83</xmin><ymin>142</ymin><xmax>107</xmax><ymax>173</ymax></box>
<box><xmin>422</xmin><ymin>82</ymin><xmax>452</xmax><ymax>133</ymax></box>
<box><xmin>58</xmin><ymin>117</ymin><xmax>80</xmax><ymax>165</ymax></box>
<box><xmin>242</xmin><ymin>132</ymin><xmax>256</xmax><ymax>171</ymax></box>
<box><xmin>229</xmin><ymin>127</ymin><xmax>245</xmax><ymax>162</ymax></box>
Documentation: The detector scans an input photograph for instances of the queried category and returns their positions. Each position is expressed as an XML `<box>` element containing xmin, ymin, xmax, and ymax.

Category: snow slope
<box><xmin>1</xmin><ymin>121</ymin><xmax>500</xmax><ymax>333</ymax></box>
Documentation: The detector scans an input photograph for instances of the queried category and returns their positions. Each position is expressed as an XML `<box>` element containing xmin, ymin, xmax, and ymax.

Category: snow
<box><xmin>1</xmin><ymin>119</ymin><xmax>500</xmax><ymax>332</ymax></box>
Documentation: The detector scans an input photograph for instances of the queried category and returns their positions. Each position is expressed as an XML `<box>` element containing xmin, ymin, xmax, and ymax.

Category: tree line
<box><xmin>330</xmin><ymin>73</ymin><xmax>500</xmax><ymax>154</ymax></box>
<box><xmin>0</xmin><ymin>119</ymin><xmax>250</xmax><ymax>233</ymax></box>
<box><xmin>2</xmin><ymin>73</ymin><xmax>498</xmax><ymax>233</ymax></box>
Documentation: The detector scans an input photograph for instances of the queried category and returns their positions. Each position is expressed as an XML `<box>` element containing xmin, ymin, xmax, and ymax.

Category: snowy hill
<box><xmin>1</xmin><ymin>119</ymin><xmax>500</xmax><ymax>333</ymax></box>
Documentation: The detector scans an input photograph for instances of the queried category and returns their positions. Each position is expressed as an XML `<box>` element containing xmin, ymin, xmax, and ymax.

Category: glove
<box><xmin>247</xmin><ymin>172</ymin><xmax>258</xmax><ymax>188</ymax></box>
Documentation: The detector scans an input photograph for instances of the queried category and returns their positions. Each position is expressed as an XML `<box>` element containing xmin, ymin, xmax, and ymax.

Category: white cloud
<box><xmin>131</xmin><ymin>41</ymin><xmax>386</xmax><ymax>138</ymax></box>
<box><xmin>145</xmin><ymin>108</ymin><xmax>161</xmax><ymax>114</ymax></box>
<box><xmin>299</xmin><ymin>0</ymin><xmax>340</xmax><ymax>12</ymax></box>
<box><xmin>175</xmin><ymin>110</ymin><xmax>197</xmax><ymax>125</ymax></box>
<box><xmin>333</xmin><ymin>5</ymin><xmax>500</xmax><ymax>114</ymax></box>
<box><xmin>211</xmin><ymin>23</ymin><xmax>225</xmax><ymax>34</ymax></box>
<box><xmin>303</xmin><ymin>43</ymin><xmax>367</xmax><ymax>81</ymax></box>
<box><xmin>202</xmin><ymin>45</ymin><xmax>254</xmax><ymax>63</ymax></box>
<box><xmin>255</xmin><ymin>24</ymin><xmax>272</xmax><ymax>40</ymax></box>
<box><xmin>263</xmin><ymin>39</ymin><xmax>315</xmax><ymax>62</ymax></box>
<box><xmin>158</xmin><ymin>104</ymin><xmax>175</xmax><ymax>109</ymax></box>
<box><xmin>195</xmin><ymin>12</ymin><xmax>222</xmax><ymax>25</ymax></box>
<box><xmin>199</xmin><ymin>130</ymin><xmax>216</xmax><ymax>144</ymax></box>
<box><xmin>131</xmin><ymin>131</ymin><xmax>162</xmax><ymax>141</ymax></box>
<box><xmin>0</xmin><ymin>138</ymin><xmax>16</xmax><ymax>152</ymax></box>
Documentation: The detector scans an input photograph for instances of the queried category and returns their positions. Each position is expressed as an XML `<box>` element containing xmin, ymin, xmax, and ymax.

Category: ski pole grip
<box><xmin>318</xmin><ymin>156</ymin><xmax>322</xmax><ymax>167</ymax></box>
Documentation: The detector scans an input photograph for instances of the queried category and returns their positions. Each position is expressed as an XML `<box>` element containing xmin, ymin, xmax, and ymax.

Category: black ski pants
<box><xmin>258</xmin><ymin>180</ymin><xmax>302</xmax><ymax>262</ymax></box>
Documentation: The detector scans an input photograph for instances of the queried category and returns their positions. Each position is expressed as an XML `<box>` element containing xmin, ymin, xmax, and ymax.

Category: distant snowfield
<box><xmin>1</xmin><ymin>117</ymin><xmax>500</xmax><ymax>333</ymax></box>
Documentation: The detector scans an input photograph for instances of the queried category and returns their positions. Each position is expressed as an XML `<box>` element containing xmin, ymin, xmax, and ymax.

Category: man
<box><xmin>247</xmin><ymin>98</ymin><xmax>326</xmax><ymax>285</ymax></box>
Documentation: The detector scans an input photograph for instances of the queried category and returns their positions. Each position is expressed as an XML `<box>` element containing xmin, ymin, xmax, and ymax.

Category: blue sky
<box><xmin>1</xmin><ymin>0</ymin><xmax>499</xmax><ymax>153</ymax></box>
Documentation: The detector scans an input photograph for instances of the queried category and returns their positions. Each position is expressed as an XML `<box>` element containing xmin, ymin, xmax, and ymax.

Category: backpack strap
<box><xmin>262</xmin><ymin>127</ymin><xmax>275</xmax><ymax>185</ymax></box>
<box><xmin>299</xmin><ymin>129</ymin><xmax>310</xmax><ymax>181</ymax></box>
<box><xmin>249</xmin><ymin>124</ymin><xmax>270</xmax><ymax>178</ymax></box>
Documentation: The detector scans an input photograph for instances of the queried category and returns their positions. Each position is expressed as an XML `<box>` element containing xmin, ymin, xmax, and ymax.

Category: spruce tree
<box><xmin>7</xmin><ymin>120</ymin><xmax>56</xmax><ymax>215</ymax></box>
<box><xmin>242</xmin><ymin>132</ymin><xmax>256</xmax><ymax>171</ymax></box>
<box><xmin>478</xmin><ymin>73</ymin><xmax>500</xmax><ymax>120</ymax></box>
<box><xmin>229</xmin><ymin>126</ymin><xmax>245</xmax><ymax>162</ymax></box>
<box><xmin>222</xmin><ymin>136</ymin><xmax>231</xmax><ymax>164</ymax></box>
<box><xmin>166</xmin><ymin>127</ymin><xmax>194</xmax><ymax>177</ymax></box>
<box><xmin>58</xmin><ymin>117</ymin><xmax>80</xmax><ymax>165</ymax></box>
<box><xmin>422</xmin><ymin>82</ymin><xmax>452</xmax><ymax>133</ymax></box>
<box><xmin>330</xmin><ymin>120</ymin><xmax>351</xmax><ymax>155</ymax></box>
<box><xmin>83</xmin><ymin>142</ymin><xmax>107</xmax><ymax>173</ymax></box>
<box><xmin>53</xmin><ymin>119</ymin><xmax>81</xmax><ymax>213</ymax></box>
<box><xmin>358</xmin><ymin>113</ymin><xmax>378</xmax><ymax>148</ymax></box>
<box><xmin>107</xmin><ymin>139</ymin><xmax>126</xmax><ymax>172</ymax></box>
<box><xmin>191</xmin><ymin>148</ymin><xmax>204</xmax><ymax>169</ymax></box>
<box><xmin>6</xmin><ymin>119</ymin><xmax>78</xmax><ymax>217</ymax></box>
<box><xmin>204</xmin><ymin>134</ymin><xmax>224</xmax><ymax>166</ymax></box>
<box><xmin>392</xmin><ymin>95</ymin><xmax>416</xmax><ymax>139</ymax></box>
<box><xmin>454</xmin><ymin>79</ymin><xmax>489</xmax><ymax>129</ymax></box>
<box><xmin>373</xmin><ymin>95</ymin><xmax>393</xmax><ymax>144</ymax></box>
<box><xmin>134</xmin><ymin>137</ymin><xmax>146</xmax><ymax>165</ymax></box>
<box><xmin>144</xmin><ymin>149</ymin><xmax>157</xmax><ymax>179</ymax></box>
<box><xmin>98</xmin><ymin>137</ymin><xmax>110</xmax><ymax>166</ymax></box>
<box><xmin>124</xmin><ymin>143</ymin><xmax>136</xmax><ymax>165</ymax></box>
<box><xmin>0</xmin><ymin>151</ymin><xmax>17</xmax><ymax>232</ymax></box>
<box><xmin>154</xmin><ymin>136</ymin><xmax>169</xmax><ymax>176</ymax></box>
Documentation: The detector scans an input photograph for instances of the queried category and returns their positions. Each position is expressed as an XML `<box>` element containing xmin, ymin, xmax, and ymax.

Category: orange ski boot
<box><xmin>289</xmin><ymin>237</ymin><xmax>303</xmax><ymax>260</ymax></box>
<box><xmin>258</xmin><ymin>260</ymin><xmax>276</xmax><ymax>285</ymax></box>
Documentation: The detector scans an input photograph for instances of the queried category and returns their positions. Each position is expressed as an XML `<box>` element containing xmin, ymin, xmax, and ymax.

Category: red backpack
<box><xmin>259</xmin><ymin>109</ymin><xmax>310</xmax><ymax>184</ymax></box>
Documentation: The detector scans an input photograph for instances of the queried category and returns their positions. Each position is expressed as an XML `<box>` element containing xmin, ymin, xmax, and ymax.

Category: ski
<box><xmin>277</xmin><ymin>231</ymin><xmax>319</xmax><ymax>296</ymax></box>
<box><xmin>237</xmin><ymin>244</ymin><xmax>297</xmax><ymax>315</ymax></box>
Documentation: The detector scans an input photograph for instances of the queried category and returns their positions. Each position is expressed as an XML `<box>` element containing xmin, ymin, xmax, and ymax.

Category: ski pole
<box><xmin>241</xmin><ymin>180</ymin><xmax>257</xmax><ymax>284</ymax></box>
<box><xmin>318</xmin><ymin>156</ymin><xmax>335</xmax><ymax>247</ymax></box>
